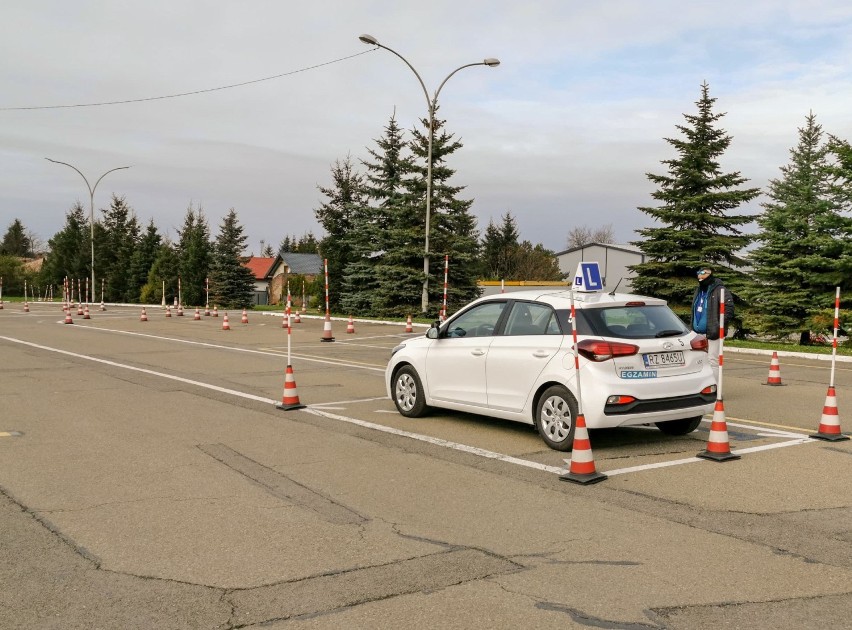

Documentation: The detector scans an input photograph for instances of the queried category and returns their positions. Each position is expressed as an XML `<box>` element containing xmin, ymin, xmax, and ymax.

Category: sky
<box><xmin>2</xmin><ymin>1</ymin><xmax>852</xmax><ymax>256</ymax></box>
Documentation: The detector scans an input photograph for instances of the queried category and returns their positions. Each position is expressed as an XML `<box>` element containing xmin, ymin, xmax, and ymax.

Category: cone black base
<box><xmin>276</xmin><ymin>402</ymin><xmax>306</xmax><ymax>411</ymax></box>
<box><xmin>559</xmin><ymin>471</ymin><xmax>608</xmax><ymax>485</ymax></box>
<box><xmin>809</xmin><ymin>432</ymin><xmax>849</xmax><ymax>442</ymax></box>
<box><xmin>697</xmin><ymin>450</ymin><xmax>741</xmax><ymax>462</ymax></box>
<box><xmin>761</xmin><ymin>383</ymin><xmax>786</xmax><ymax>386</ymax></box>
<box><xmin>320</xmin><ymin>337</ymin><xmax>335</xmax><ymax>342</ymax></box>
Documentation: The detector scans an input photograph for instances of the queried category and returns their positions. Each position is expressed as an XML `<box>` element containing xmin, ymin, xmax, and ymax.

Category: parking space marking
<box><xmin>0</xmin><ymin>334</ymin><xmax>819</xmax><ymax>480</ymax></box>
<box><xmin>0</xmin><ymin>431</ymin><xmax>23</xmax><ymax>438</ymax></box>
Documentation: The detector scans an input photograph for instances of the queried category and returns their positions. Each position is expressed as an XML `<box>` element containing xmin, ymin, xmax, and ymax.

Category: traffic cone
<box><xmin>222</xmin><ymin>313</ymin><xmax>230</xmax><ymax>330</ymax></box>
<box><xmin>241</xmin><ymin>308</ymin><xmax>249</xmax><ymax>324</ymax></box>
<box><xmin>810</xmin><ymin>386</ymin><xmax>849</xmax><ymax>441</ymax></box>
<box><xmin>24</xmin><ymin>301</ymin><xmax>29</xmax><ymax>313</ymax></box>
<box><xmin>275</xmin><ymin>364</ymin><xmax>306</xmax><ymax>410</ymax></box>
<box><xmin>697</xmin><ymin>400</ymin><xmax>740</xmax><ymax>461</ymax></box>
<box><xmin>83</xmin><ymin>304</ymin><xmax>90</xmax><ymax>319</ymax></box>
<box><xmin>194</xmin><ymin>307</ymin><xmax>201</xmax><ymax>320</ymax></box>
<box><xmin>77</xmin><ymin>302</ymin><xmax>83</xmax><ymax>315</ymax></box>
<box><xmin>212</xmin><ymin>305</ymin><xmax>218</xmax><ymax>317</ymax></box>
<box><xmin>204</xmin><ymin>304</ymin><xmax>210</xmax><ymax>316</ymax></box>
<box><xmin>293</xmin><ymin>311</ymin><xmax>301</xmax><ymax>324</ymax></box>
<box><xmin>140</xmin><ymin>307</ymin><xmax>148</xmax><ymax>322</ymax></box>
<box><xmin>100</xmin><ymin>300</ymin><xmax>106</xmax><ymax>311</ymax></box>
<box><xmin>165</xmin><ymin>306</ymin><xmax>172</xmax><ymax>317</ymax></box>
<box><xmin>763</xmin><ymin>352</ymin><xmax>784</xmax><ymax>386</ymax></box>
<box><xmin>320</xmin><ymin>311</ymin><xmax>335</xmax><ymax>342</ymax></box>
<box><xmin>64</xmin><ymin>310</ymin><xmax>73</xmax><ymax>324</ymax></box>
<box><xmin>177</xmin><ymin>304</ymin><xmax>184</xmax><ymax>317</ymax></box>
<box><xmin>560</xmin><ymin>414</ymin><xmax>607</xmax><ymax>484</ymax></box>
<box><xmin>405</xmin><ymin>315</ymin><xmax>413</xmax><ymax>333</ymax></box>
<box><xmin>346</xmin><ymin>315</ymin><xmax>355</xmax><ymax>334</ymax></box>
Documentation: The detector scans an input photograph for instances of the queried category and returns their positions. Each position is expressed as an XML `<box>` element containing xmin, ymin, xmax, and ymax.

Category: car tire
<box><xmin>392</xmin><ymin>365</ymin><xmax>430</xmax><ymax>418</ymax></box>
<box><xmin>534</xmin><ymin>385</ymin><xmax>578</xmax><ymax>451</ymax></box>
<box><xmin>655</xmin><ymin>416</ymin><xmax>703</xmax><ymax>435</ymax></box>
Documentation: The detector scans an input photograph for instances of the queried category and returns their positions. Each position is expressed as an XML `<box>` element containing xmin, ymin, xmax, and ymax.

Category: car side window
<box><xmin>444</xmin><ymin>302</ymin><xmax>505</xmax><ymax>338</ymax></box>
<box><xmin>504</xmin><ymin>302</ymin><xmax>554</xmax><ymax>336</ymax></box>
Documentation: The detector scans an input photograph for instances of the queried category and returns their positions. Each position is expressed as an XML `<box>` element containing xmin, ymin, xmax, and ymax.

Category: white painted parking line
<box><xmin>1</xmin><ymin>334</ymin><xmax>818</xmax><ymax>480</ymax></box>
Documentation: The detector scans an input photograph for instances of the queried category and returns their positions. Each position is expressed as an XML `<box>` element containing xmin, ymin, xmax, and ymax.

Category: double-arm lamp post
<box><xmin>358</xmin><ymin>34</ymin><xmax>499</xmax><ymax>315</ymax></box>
<box><xmin>46</xmin><ymin>158</ymin><xmax>130</xmax><ymax>302</ymax></box>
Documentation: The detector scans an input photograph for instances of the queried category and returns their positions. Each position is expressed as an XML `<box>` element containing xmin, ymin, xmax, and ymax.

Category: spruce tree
<box><xmin>314</xmin><ymin>156</ymin><xmax>368</xmax><ymax>311</ymax></box>
<box><xmin>747</xmin><ymin>114</ymin><xmax>852</xmax><ymax>341</ymax></box>
<box><xmin>210</xmin><ymin>209</ymin><xmax>255</xmax><ymax>309</ymax></box>
<box><xmin>141</xmin><ymin>241</ymin><xmax>179</xmax><ymax>304</ymax></box>
<box><xmin>631</xmin><ymin>82</ymin><xmax>759</xmax><ymax>304</ymax></box>
<box><xmin>177</xmin><ymin>204</ymin><xmax>212</xmax><ymax>307</ymax></box>
<box><xmin>1</xmin><ymin>219</ymin><xmax>32</xmax><ymax>257</ymax></box>
<box><xmin>40</xmin><ymin>203</ymin><xmax>89</xmax><ymax>291</ymax></box>
<box><xmin>128</xmin><ymin>220</ymin><xmax>162</xmax><ymax>302</ymax></box>
<box><xmin>481</xmin><ymin>212</ymin><xmax>520</xmax><ymax>280</ymax></box>
<box><xmin>99</xmin><ymin>194</ymin><xmax>140</xmax><ymax>302</ymax></box>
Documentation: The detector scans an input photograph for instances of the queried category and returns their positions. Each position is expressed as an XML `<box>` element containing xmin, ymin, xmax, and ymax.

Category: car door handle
<box><xmin>532</xmin><ymin>350</ymin><xmax>551</xmax><ymax>358</ymax></box>
<box><xmin>471</xmin><ymin>349</ymin><xmax>486</xmax><ymax>356</ymax></box>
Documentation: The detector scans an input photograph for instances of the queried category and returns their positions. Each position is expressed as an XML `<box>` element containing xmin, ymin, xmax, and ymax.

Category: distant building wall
<box><xmin>554</xmin><ymin>243</ymin><xmax>645</xmax><ymax>292</ymax></box>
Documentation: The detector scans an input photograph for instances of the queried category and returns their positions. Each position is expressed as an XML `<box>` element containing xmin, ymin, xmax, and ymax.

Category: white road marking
<box><xmin>0</xmin><ymin>334</ymin><xmax>817</xmax><ymax>479</ymax></box>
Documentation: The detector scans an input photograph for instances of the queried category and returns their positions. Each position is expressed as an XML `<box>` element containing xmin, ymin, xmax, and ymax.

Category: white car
<box><xmin>386</xmin><ymin>289</ymin><xmax>716</xmax><ymax>451</ymax></box>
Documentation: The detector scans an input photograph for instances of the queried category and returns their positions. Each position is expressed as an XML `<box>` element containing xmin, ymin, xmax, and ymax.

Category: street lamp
<box><xmin>358</xmin><ymin>34</ymin><xmax>499</xmax><ymax>315</ymax></box>
<box><xmin>46</xmin><ymin>158</ymin><xmax>130</xmax><ymax>303</ymax></box>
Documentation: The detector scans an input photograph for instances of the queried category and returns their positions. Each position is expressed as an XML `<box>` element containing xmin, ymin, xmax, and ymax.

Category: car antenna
<box><xmin>608</xmin><ymin>277</ymin><xmax>624</xmax><ymax>296</ymax></box>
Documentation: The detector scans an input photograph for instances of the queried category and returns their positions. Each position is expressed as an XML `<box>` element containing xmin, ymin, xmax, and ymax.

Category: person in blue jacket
<box><xmin>692</xmin><ymin>265</ymin><xmax>734</xmax><ymax>382</ymax></box>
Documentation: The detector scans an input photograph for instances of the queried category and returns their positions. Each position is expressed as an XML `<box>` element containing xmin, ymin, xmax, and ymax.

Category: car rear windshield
<box><xmin>564</xmin><ymin>305</ymin><xmax>689</xmax><ymax>339</ymax></box>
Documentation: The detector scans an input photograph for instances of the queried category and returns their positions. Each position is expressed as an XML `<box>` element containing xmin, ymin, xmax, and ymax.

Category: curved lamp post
<box><xmin>46</xmin><ymin>158</ymin><xmax>130</xmax><ymax>302</ymax></box>
<box><xmin>358</xmin><ymin>34</ymin><xmax>499</xmax><ymax>315</ymax></box>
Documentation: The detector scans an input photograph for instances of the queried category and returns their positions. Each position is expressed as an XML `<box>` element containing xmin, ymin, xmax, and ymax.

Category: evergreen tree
<box><xmin>140</xmin><ymin>241</ymin><xmax>179</xmax><ymax>305</ymax></box>
<box><xmin>481</xmin><ymin>212</ymin><xmax>520</xmax><ymax>280</ymax></box>
<box><xmin>294</xmin><ymin>232</ymin><xmax>319</xmax><ymax>253</ymax></box>
<box><xmin>314</xmin><ymin>156</ymin><xmax>368</xmax><ymax>310</ymax></box>
<box><xmin>128</xmin><ymin>220</ymin><xmax>162</xmax><ymax>302</ymax></box>
<box><xmin>512</xmin><ymin>241</ymin><xmax>563</xmax><ymax>280</ymax></box>
<box><xmin>210</xmin><ymin>209</ymin><xmax>255</xmax><ymax>309</ymax></box>
<box><xmin>407</xmin><ymin>112</ymin><xmax>481</xmax><ymax>314</ymax></box>
<box><xmin>1</xmin><ymin>219</ymin><xmax>32</xmax><ymax>257</ymax></box>
<box><xmin>99</xmin><ymin>194</ymin><xmax>140</xmax><ymax>302</ymax></box>
<box><xmin>177</xmin><ymin>204</ymin><xmax>211</xmax><ymax>307</ymax></box>
<box><xmin>0</xmin><ymin>255</ymin><xmax>25</xmax><ymax>295</ymax></box>
<box><xmin>630</xmin><ymin>82</ymin><xmax>759</xmax><ymax>304</ymax></box>
<box><xmin>40</xmin><ymin>203</ymin><xmax>89</xmax><ymax>292</ymax></box>
<box><xmin>746</xmin><ymin>114</ymin><xmax>852</xmax><ymax>341</ymax></box>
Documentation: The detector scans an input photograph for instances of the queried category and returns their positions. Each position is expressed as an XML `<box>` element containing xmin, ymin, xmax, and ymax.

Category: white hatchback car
<box><xmin>386</xmin><ymin>289</ymin><xmax>716</xmax><ymax>451</ymax></box>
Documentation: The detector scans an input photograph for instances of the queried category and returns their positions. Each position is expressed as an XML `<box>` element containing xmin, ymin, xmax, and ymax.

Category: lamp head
<box><xmin>484</xmin><ymin>58</ymin><xmax>500</xmax><ymax>67</ymax></box>
<box><xmin>359</xmin><ymin>34</ymin><xmax>379</xmax><ymax>46</ymax></box>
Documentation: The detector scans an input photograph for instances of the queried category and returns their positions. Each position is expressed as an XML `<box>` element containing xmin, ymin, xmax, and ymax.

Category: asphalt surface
<box><xmin>1</xmin><ymin>302</ymin><xmax>850</xmax><ymax>629</ymax></box>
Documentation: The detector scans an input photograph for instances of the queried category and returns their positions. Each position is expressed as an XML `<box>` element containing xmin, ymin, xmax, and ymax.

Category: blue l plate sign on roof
<box><xmin>573</xmin><ymin>261</ymin><xmax>603</xmax><ymax>292</ymax></box>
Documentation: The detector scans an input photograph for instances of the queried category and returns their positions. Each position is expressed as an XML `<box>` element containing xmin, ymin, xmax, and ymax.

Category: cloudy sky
<box><xmin>2</xmin><ymin>1</ymin><xmax>851</xmax><ymax>256</ymax></box>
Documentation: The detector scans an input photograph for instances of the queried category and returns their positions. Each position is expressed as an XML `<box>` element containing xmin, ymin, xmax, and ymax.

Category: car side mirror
<box><xmin>426</xmin><ymin>322</ymin><xmax>440</xmax><ymax>339</ymax></box>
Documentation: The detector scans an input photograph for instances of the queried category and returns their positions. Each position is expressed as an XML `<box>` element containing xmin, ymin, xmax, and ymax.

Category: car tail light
<box><xmin>691</xmin><ymin>335</ymin><xmax>708</xmax><ymax>352</ymax></box>
<box><xmin>577</xmin><ymin>339</ymin><xmax>639</xmax><ymax>362</ymax></box>
<box><xmin>624</xmin><ymin>301</ymin><xmax>646</xmax><ymax>306</ymax></box>
<box><xmin>606</xmin><ymin>395</ymin><xmax>636</xmax><ymax>405</ymax></box>
<box><xmin>701</xmin><ymin>385</ymin><xmax>717</xmax><ymax>395</ymax></box>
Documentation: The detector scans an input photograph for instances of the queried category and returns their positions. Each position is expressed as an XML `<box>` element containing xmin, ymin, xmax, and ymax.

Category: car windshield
<box><xmin>579</xmin><ymin>305</ymin><xmax>689</xmax><ymax>339</ymax></box>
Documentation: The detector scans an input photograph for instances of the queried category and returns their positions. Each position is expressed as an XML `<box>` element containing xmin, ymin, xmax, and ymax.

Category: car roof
<box><xmin>475</xmin><ymin>289</ymin><xmax>668</xmax><ymax>309</ymax></box>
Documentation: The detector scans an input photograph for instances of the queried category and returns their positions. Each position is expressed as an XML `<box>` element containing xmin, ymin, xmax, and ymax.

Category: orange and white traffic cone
<box><xmin>764</xmin><ymin>352</ymin><xmax>784</xmax><ymax>386</ymax></box>
<box><xmin>64</xmin><ymin>310</ymin><xmax>73</xmax><ymax>324</ymax></box>
<box><xmin>165</xmin><ymin>306</ymin><xmax>172</xmax><ymax>317</ymax></box>
<box><xmin>320</xmin><ymin>311</ymin><xmax>335</xmax><ymax>342</ymax></box>
<box><xmin>275</xmin><ymin>364</ymin><xmax>306</xmax><ymax>410</ymax></box>
<box><xmin>346</xmin><ymin>315</ymin><xmax>355</xmax><ymax>334</ymax></box>
<box><xmin>77</xmin><ymin>302</ymin><xmax>84</xmax><ymax>315</ymax></box>
<box><xmin>204</xmin><ymin>304</ymin><xmax>210</xmax><ymax>316</ymax></box>
<box><xmin>24</xmin><ymin>301</ymin><xmax>29</xmax><ymax>313</ymax></box>
<box><xmin>140</xmin><ymin>307</ymin><xmax>148</xmax><ymax>322</ymax></box>
<box><xmin>177</xmin><ymin>304</ymin><xmax>184</xmax><ymax>317</ymax></box>
<box><xmin>810</xmin><ymin>386</ymin><xmax>849</xmax><ymax>441</ymax></box>
<box><xmin>194</xmin><ymin>307</ymin><xmax>201</xmax><ymax>320</ymax></box>
<box><xmin>405</xmin><ymin>315</ymin><xmax>413</xmax><ymax>333</ymax></box>
<box><xmin>293</xmin><ymin>311</ymin><xmax>301</xmax><ymax>324</ymax></box>
<box><xmin>83</xmin><ymin>304</ymin><xmax>90</xmax><ymax>319</ymax></box>
<box><xmin>560</xmin><ymin>414</ymin><xmax>607</xmax><ymax>484</ymax></box>
<box><xmin>697</xmin><ymin>400</ymin><xmax>740</xmax><ymax>461</ymax></box>
<box><xmin>100</xmin><ymin>300</ymin><xmax>106</xmax><ymax>311</ymax></box>
<box><xmin>241</xmin><ymin>308</ymin><xmax>249</xmax><ymax>324</ymax></box>
<box><xmin>212</xmin><ymin>305</ymin><xmax>218</xmax><ymax>318</ymax></box>
<box><xmin>222</xmin><ymin>313</ymin><xmax>230</xmax><ymax>330</ymax></box>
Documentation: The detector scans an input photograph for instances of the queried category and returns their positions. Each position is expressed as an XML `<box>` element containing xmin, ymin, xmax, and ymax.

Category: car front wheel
<box><xmin>535</xmin><ymin>385</ymin><xmax>578</xmax><ymax>451</ymax></box>
<box><xmin>655</xmin><ymin>416</ymin><xmax>703</xmax><ymax>435</ymax></box>
<box><xmin>392</xmin><ymin>365</ymin><xmax>429</xmax><ymax>418</ymax></box>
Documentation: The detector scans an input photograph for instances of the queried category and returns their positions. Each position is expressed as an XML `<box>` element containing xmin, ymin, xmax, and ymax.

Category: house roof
<box><xmin>242</xmin><ymin>256</ymin><xmax>278</xmax><ymax>280</ymax></box>
<box><xmin>280</xmin><ymin>252</ymin><xmax>323</xmax><ymax>275</ymax></box>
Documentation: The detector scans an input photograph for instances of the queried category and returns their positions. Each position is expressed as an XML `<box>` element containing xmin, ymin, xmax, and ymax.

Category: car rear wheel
<box><xmin>655</xmin><ymin>415</ymin><xmax>703</xmax><ymax>435</ymax></box>
<box><xmin>392</xmin><ymin>365</ymin><xmax>429</xmax><ymax>418</ymax></box>
<box><xmin>535</xmin><ymin>385</ymin><xmax>578</xmax><ymax>451</ymax></box>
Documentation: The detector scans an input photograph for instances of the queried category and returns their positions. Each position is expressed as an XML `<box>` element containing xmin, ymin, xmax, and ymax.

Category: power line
<box><xmin>1</xmin><ymin>49</ymin><xmax>375</xmax><ymax>111</ymax></box>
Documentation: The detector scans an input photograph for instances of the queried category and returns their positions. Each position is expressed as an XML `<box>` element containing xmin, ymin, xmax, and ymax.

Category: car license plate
<box><xmin>643</xmin><ymin>351</ymin><xmax>685</xmax><ymax>368</ymax></box>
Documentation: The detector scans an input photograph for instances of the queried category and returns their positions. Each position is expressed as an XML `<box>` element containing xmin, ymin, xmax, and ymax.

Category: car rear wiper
<box><xmin>654</xmin><ymin>330</ymin><xmax>683</xmax><ymax>338</ymax></box>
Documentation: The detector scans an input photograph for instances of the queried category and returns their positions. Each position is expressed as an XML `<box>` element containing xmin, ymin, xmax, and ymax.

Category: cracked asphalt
<box><xmin>1</xmin><ymin>303</ymin><xmax>850</xmax><ymax>629</ymax></box>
